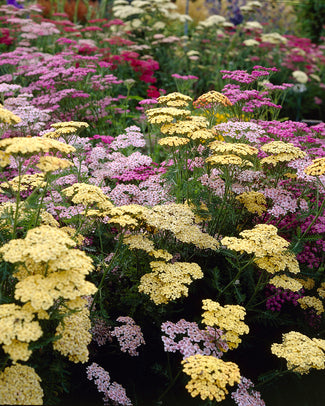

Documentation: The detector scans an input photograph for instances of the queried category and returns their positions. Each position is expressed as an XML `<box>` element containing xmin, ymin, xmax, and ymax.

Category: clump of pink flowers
<box><xmin>231</xmin><ymin>377</ymin><xmax>265</xmax><ymax>406</ymax></box>
<box><xmin>111</xmin><ymin>316</ymin><xmax>145</xmax><ymax>356</ymax></box>
<box><xmin>86</xmin><ymin>363</ymin><xmax>132</xmax><ymax>406</ymax></box>
<box><xmin>161</xmin><ymin>319</ymin><xmax>228</xmax><ymax>359</ymax></box>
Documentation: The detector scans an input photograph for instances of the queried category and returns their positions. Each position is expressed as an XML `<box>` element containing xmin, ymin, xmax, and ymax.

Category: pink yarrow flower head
<box><xmin>161</xmin><ymin>319</ymin><xmax>227</xmax><ymax>360</ymax></box>
<box><xmin>111</xmin><ymin>316</ymin><xmax>145</xmax><ymax>356</ymax></box>
<box><xmin>231</xmin><ymin>376</ymin><xmax>266</xmax><ymax>406</ymax></box>
<box><xmin>87</xmin><ymin>363</ymin><xmax>132</xmax><ymax>406</ymax></box>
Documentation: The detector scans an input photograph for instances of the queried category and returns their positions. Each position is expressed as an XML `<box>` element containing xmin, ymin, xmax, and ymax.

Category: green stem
<box><xmin>157</xmin><ymin>369</ymin><xmax>182</xmax><ymax>403</ymax></box>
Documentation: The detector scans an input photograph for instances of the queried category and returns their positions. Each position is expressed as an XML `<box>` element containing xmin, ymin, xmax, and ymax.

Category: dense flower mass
<box><xmin>182</xmin><ymin>355</ymin><xmax>241</xmax><ymax>401</ymax></box>
<box><xmin>0</xmin><ymin>2</ymin><xmax>325</xmax><ymax>404</ymax></box>
<box><xmin>271</xmin><ymin>332</ymin><xmax>325</xmax><ymax>374</ymax></box>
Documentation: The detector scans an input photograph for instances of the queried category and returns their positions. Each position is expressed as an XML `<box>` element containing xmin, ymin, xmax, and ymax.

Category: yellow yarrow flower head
<box><xmin>193</xmin><ymin>91</ymin><xmax>233</xmax><ymax>109</ymax></box>
<box><xmin>206</xmin><ymin>154</ymin><xmax>251</xmax><ymax>167</ymax></box>
<box><xmin>269</xmin><ymin>275</ymin><xmax>303</xmax><ymax>292</ymax></box>
<box><xmin>182</xmin><ymin>354</ymin><xmax>240</xmax><ymax>401</ymax></box>
<box><xmin>317</xmin><ymin>282</ymin><xmax>325</xmax><ymax>299</ymax></box>
<box><xmin>158</xmin><ymin>136</ymin><xmax>190</xmax><ymax>147</ymax></box>
<box><xmin>271</xmin><ymin>331</ymin><xmax>325</xmax><ymax>374</ymax></box>
<box><xmin>0</xmin><ymin>150</ymin><xmax>10</xmax><ymax>167</ymax></box>
<box><xmin>63</xmin><ymin>183</ymin><xmax>110</xmax><ymax>206</ymax></box>
<box><xmin>221</xmin><ymin>224</ymin><xmax>300</xmax><ymax>274</ymax></box>
<box><xmin>138</xmin><ymin>261</ymin><xmax>203</xmax><ymax>305</ymax></box>
<box><xmin>157</xmin><ymin>92</ymin><xmax>192</xmax><ymax>108</ymax></box>
<box><xmin>0</xmin><ymin>105</ymin><xmax>21</xmax><ymax>125</ymax></box>
<box><xmin>304</xmin><ymin>157</ymin><xmax>325</xmax><ymax>177</ymax></box>
<box><xmin>209</xmin><ymin>141</ymin><xmax>258</xmax><ymax>157</ymax></box>
<box><xmin>298</xmin><ymin>296</ymin><xmax>324</xmax><ymax>315</ymax></box>
<box><xmin>2</xmin><ymin>340</ymin><xmax>32</xmax><ymax>363</ymax></box>
<box><xmin>0</xmin><ymin>137</ymin><xmax>76</xmax><ymax>157</ymax></box>
<box><xmin>201</xmin><ymin>299</ymin><xmax>249</xmax><ymax>349</ymax></box>
<box><xmin>0</xmin><ymin>173</ymin><xmax>46</xmax><ymax>193</ymax></box>
<box><xmin>53</xmin><ymin>298</ymin><xmax>92</xmax><ymax>363</ymax></box>
<box><xmin>188</xmin><ymin>129</ymin><xmax>215</xmax><ymax>141</ymax></box>
<box><xmin>50</xmin><ymin>121</ymin><xmax>89</xmax><ymax>130</ymax></box>
<box><xmin>236</xmin><ymin>191</ymin><xmax>267</xmax><ymax>216</ymax></box>
<box><xmin>0</xmin><ymin>364</ymin><xmax>43</xmax><ymax>405</ymax></box>
<box><xmin>260</xmin><ymin>141</ymin><xmax>306</xmax><ymax>165</ymax></box>
<box><xmin>36</xmin><ymin>156</ymin><xmax>73</xmax><ymax>173</ymax></box>
<box><xmin>146</xmin><ymin>107</ymin><xmax>191</xmax><ymax>125</ymax></box>
<box><xmin>0</xmin><ymin>303</ymin><xmax>43</xmax><ymax>347</ymax></box>
<box><xmin>160</xmin><ymin>117</ymin><xmax>208</xmax><ymax>136</ymax></box>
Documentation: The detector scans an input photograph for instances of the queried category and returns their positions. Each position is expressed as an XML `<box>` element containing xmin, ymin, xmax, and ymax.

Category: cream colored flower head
<box><xmin>260</xmin><ymin>141</ymin><xmax>306</xmax><ymax>165</ymax></box>
<box><xmin>51</xmin><ymin>121</ymin><xmax>89</xmax><ymax>130</ymax></box>
<box><xmin>292</xmin><ymin>70</ymin><xmax>308</xmax><ymax>84</ymax></box>
<box><xmin>271</xmin><ymin>331</ymin><xmax>325</xmax><ymax>374</ymax></box>
<box><xmin>37</xmin><ymin>156</ymin><xmax>73</xmax><ymax>173</ymax></box>
<box><xmin>0</xmin><ymin>105</ymin><xmax>21</xmax><ymax>125</ymax></box>
<box><xmin>158</xmin><ymin>136</ymin><xmax>190</xmax><ymax>147</ymax></box>
<box><xmin>0</xmin><ymin>137</ymin><xmax>76</xmax><ymax>157</ymax></box>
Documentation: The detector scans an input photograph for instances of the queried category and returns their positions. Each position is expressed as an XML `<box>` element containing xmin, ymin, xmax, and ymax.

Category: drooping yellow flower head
<box><xmin>271</xmin><ymin>331</ymin><xmax>325</xmax><ymax>374</ymax></box>
<box><xmin>182</xmin><ymin>355</ymin><xmax>240</xmax><ymax>401</ymax></box>
<box><xmin>0</xmin><ymin>364</ymin><xmax>44</xmax><ymax>405</ymax></box>
<box><xmin>202</xmin><ymin>299</ymin><xmax>249</xmax><ymax>349</ymax></box>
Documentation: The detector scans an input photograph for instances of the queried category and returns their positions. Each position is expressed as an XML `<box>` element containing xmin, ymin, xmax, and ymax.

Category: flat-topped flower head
<box><xmin>182</xmin><ymin>355</ymin><xmax>240</xmax><ymax>401</ymax></box>
<box><xmin>304</xmin><ymin>157</ymin><xmax>325</xmax><ymax>177</ymax></box>
<box><xmin>160</xmin><ymin>118</ymin><xmax>208</xmax><ymax>136</ymax></box>
<box><xmin>206</xmin><ymin>154</ymin><xmax>252</xmax><ymax>167</ymax></box>
<box><xmin>63</xmin><ymin>183</ymin><xmax>109</xmax><ymax>205</ymax></box>
<box><xmin>36</xmin><ymin>156</ymin><xmax>74</xmax><ymax>173</ymax></box>
<box><xmin>158</xmin><ymin>136</ymin><xmax>190</xmax><ymax>147</ymax></box>
<box><xmin>188</xmin><ymin>129</ymin><xmax>215</xmax><ymax>141</ymax></box>
<box><xmin>146</xmin><ymin>107</ymin><xmax>191</xmax><ymax>125</ymax></box>
<box><xmin>298</xmin><ymin>296</ymin><xmax>324</xmax><ymax>315</ymax></box>
<box><xmin>157</xmin><ymin>92</ymin><xmax>192</xmax><ymax>108</ymax></box>
<box><xmin>0</xmin><ymin>173</ymin><xmax>46</xmax><ymax>193</ymax></box>
<box><xmin>271</xmin><ymin>331</ymin><xmax>325</xmax><ymax>374</ymax></box>
<box><xmin>51</xmin><ymin>121</ymin><xmax>89</xmax><ymax>130</ymax></box>
<box><xmin>193</xmin><ymin>91</ymin><xmax>233</xmax><ymax>109</ymax></box>
<box><xmin>138</xmin><ymin>261</ymin><xmax>203</xmax><ymax>304</ymax></box>
<box><xmin>0</xmin><ymin>137</ymin><xmax>76</xmax><ymax>156</ymax></box>
<box><xmin>260</xmin><ymin>141</ymin><xmax>306</xmax><ymax>165</ymax></box>
<box><xmin>221</xmin><ymin>224</ymin><xmax>300</xmax><ymax>274</ymax></box>
<box><xmin>209</xmin><ymin>141</ymin><xmax>258</xmax><ymax>156</ymax></box>
<box><xmin>0</xmin><ymin>105</ymin><xmax>21</xmax><ymax>125</ymax></box>
<box><xmin>0</xmin><ymin>150</ymin><xmax>10</xmax><ymax>167</ymax></box>
<box><xmin>269</xmin><ymin>275</ymin><xmax>303</xmax><ymax>292</ymax></box>
<box><xmin>236</xmin><ymin>191</ymin><xmax>267</xmax><ymax>216</ymax></box>
<box><xmin>202</xmin><ymin>299</ymin><xmax>249</xmax><ymax>349</ymax></box>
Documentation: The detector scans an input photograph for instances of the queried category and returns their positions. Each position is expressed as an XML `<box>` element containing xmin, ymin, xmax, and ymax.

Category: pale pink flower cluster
<box><xmin>161</xmin><ymin>319</ymin><xmax>228</xmax><ymax>360</ymax></box>
<box><xmin>260</xmin><ymin>187</ymin><xmax>298</xmax><ymax>217</ymax></box>
<box><xmin>231</xmin><ymin>377</ymin><xmax>265</xmax><ymax>406</ymax></box>
<box><xmin>110</xmin><ymin>126</ymin><xmax>146</xmax><ymax>150</ymax></box>
<box><xmin>111</xmin><ymin>317</ymin><xmax>145</xmax><ymax>356</ymax></box>
<box><xmin>86</xmin><ymin>363</ymin><xmax>132</xmax><ymax>406</ymax></box>
<box><xmin>199</xmin><ymin>168</ymin><xmax>225</xmax><ymax>197</ymax></box>
<box><xmin>214</xmin><ymin>121</ymin><xmax>266</xmax><ymax>144</ymax></box>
